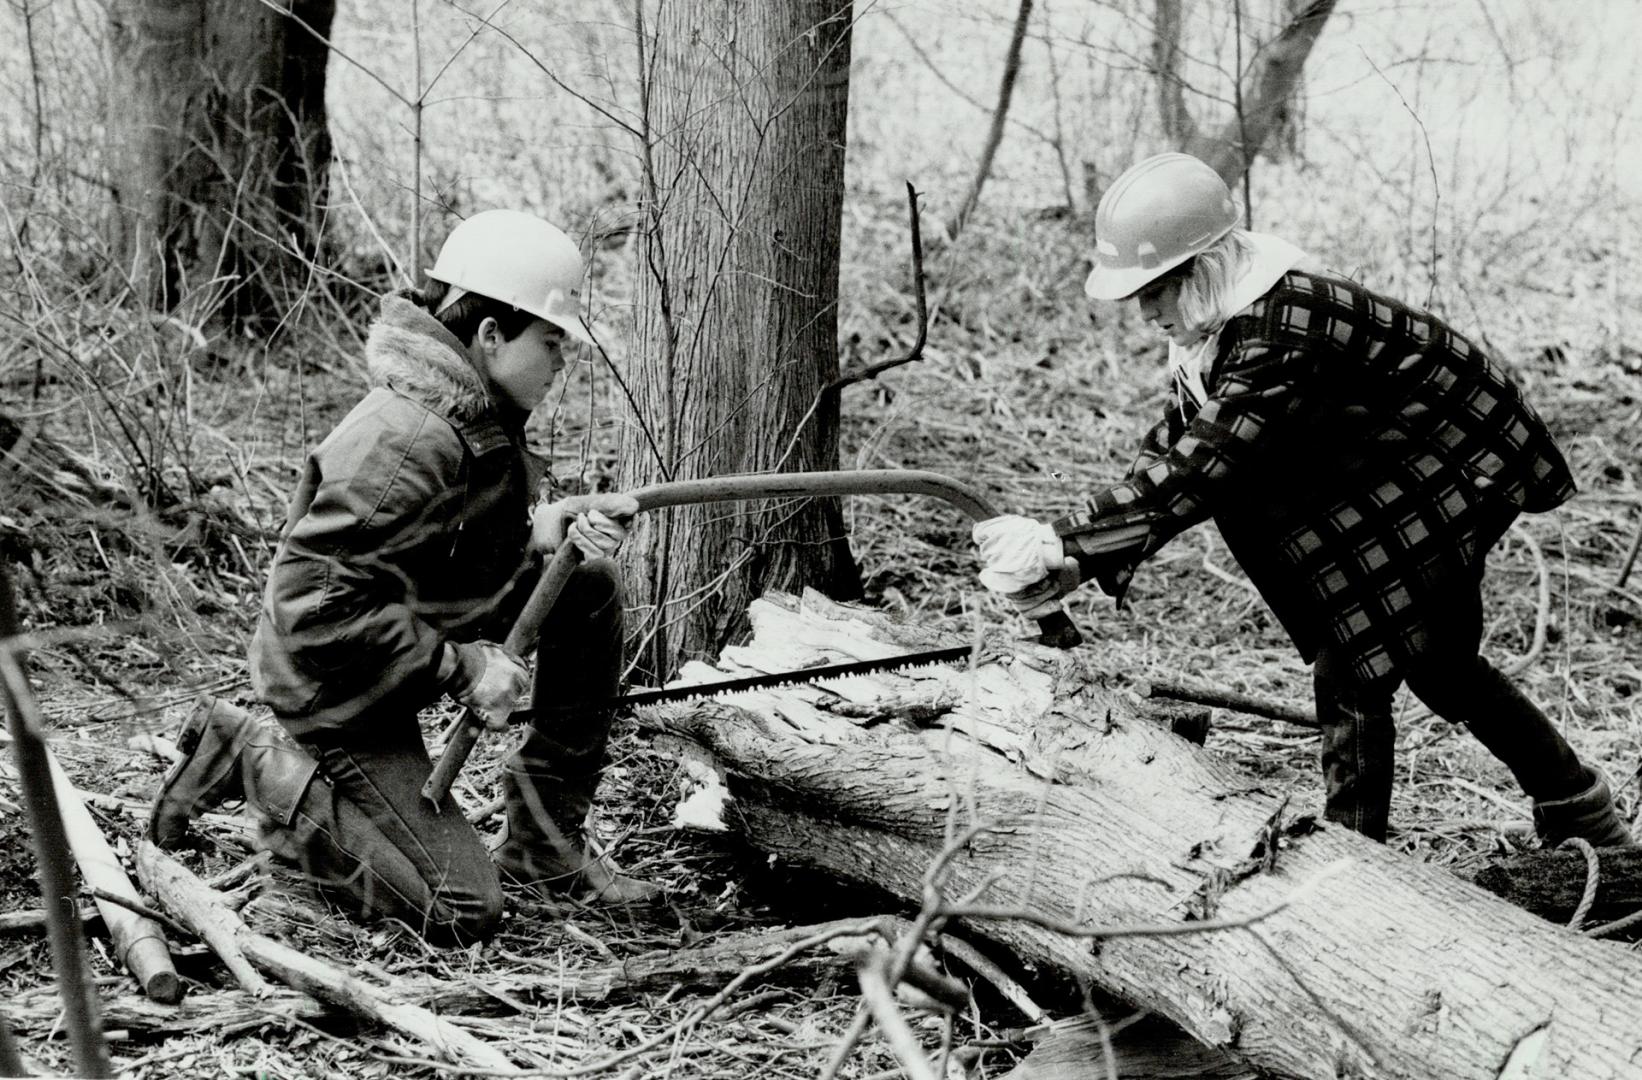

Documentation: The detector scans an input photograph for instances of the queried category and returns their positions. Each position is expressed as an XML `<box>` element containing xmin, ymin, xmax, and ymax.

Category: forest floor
<box><xmin>2</xmin><ymin>185</ymin><xmax>1641</xmax><ymax>1078</ymax></box>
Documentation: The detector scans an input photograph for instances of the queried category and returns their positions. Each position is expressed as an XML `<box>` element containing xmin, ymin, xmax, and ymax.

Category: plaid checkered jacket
<box><xmin>1056</xmin><ymin>270</ymin><xmax>1574</xmax><ymax>685</ymax></box>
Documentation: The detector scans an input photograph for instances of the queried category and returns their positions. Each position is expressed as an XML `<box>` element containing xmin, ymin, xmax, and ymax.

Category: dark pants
<box><xmin>263</xmin><ymin>560</ymin><xmax>624</xmax><ymax>945</ymax></box>
<box><xmin>1314</xmin><ymin>582</ymin><xmax>1586</xmax><ymax>841</ymax></box>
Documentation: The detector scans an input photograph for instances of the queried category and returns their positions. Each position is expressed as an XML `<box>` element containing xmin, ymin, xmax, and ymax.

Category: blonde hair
<box><xmin>1174</xmin><ymin>229</ymin><xmax>1256</xmax><ymax>339</ymax></box>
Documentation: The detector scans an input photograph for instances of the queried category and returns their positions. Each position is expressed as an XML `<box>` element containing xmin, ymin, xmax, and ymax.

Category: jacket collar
<box><xmin>1169</xmin><ymin>232</ymin><xmax>1312</xmax><ymax>405</ymax></box>
<box><xmin>364</xmin><ymin>294</ymin><xmax>520</xmax><ymax>452</ymax></box>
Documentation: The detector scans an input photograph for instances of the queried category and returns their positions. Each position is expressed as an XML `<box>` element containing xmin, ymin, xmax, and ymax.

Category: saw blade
<box><xmin>543</xmin><ymin>645</ymin><xmax>974</xmax><ymax>713</ymax></box>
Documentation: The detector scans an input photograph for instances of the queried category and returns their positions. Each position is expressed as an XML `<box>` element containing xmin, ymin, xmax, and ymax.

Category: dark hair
<box><xmin>414</xmin><ymin>278</ymin><xmax>538</xmax><ymax>345</ymax></box>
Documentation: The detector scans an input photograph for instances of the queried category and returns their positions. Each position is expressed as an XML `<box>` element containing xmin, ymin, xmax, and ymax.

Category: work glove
<box><xmin>530</xmin><ymin>494</ymin><xmax>639</xmax><ymax>560</ymax></box>
<box><xmin>972</xmin><ymin>514</ymin><xmax>1067</xmax><ymax>592</ymax></box>
<box><xmin>973</xmin><ymin>514</ymin><xmax>1081</xmax><ymax>619</ymax></box>
<box><xmin>438</xmin><ymin>640</ymin><xmax>530</xmax><ymax>730</ymax></box>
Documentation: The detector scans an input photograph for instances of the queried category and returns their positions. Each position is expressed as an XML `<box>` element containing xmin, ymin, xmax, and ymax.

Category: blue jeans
<box><xmin>265</xmin><ymin>560</ymin><xmax>624</xmax><ymax>944</ymax></box>
<box><xmin>1313</xmin><ymin>581</ymin><xmax>1586</xmax><ymax>841</ymax></box>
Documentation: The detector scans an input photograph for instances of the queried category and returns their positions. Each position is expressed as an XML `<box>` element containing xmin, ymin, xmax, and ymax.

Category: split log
<box><xmin>1473</xmin><ymin>846</ymin><xmax>1642</xmax><ymax>928</ymax></box>
<box><xmin>135</xmin><ymin>840</ymin><xmax>513</xmax><ymax>1073</ymax></box>
<box><xmin>44</xmin><ymin>747</ymin><xmax>180</xmax><ymax>1003</ymax></box>
<box><xmin>645</xmin><ymin>590</ymin><xmax>1642</xmax><ymax>1080</ymax></box>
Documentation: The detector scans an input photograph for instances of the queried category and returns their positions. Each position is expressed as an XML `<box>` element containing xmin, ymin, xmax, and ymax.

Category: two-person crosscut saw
<box><xmin>421</xmin><ymin>469</ymin><xmax>1143</xmax><ymax>805</ymax></box>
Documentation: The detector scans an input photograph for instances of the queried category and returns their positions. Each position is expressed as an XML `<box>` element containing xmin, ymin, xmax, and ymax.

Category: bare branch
<box><xmin>945</xmin><ymin>0</ymin><xmax>1035</xmax><ymax>241</ymax></box>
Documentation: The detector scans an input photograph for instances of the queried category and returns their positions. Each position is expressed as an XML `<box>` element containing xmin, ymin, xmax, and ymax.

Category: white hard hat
<box><xmin>1084</xmin><ymin>153</ymin><xmax>1240</xmax><ymax>301</ymax></box>
<box><xmin>428</xmin><ymin>209</ymin><xmax>595</xmax><ymax>345</ymax></box>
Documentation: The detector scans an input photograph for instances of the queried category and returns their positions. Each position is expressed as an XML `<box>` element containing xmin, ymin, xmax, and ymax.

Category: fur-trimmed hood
<box><xmin>364</xmin><ymin>294</ymin><xmax>496</xmax><ymax>424</ymax></box>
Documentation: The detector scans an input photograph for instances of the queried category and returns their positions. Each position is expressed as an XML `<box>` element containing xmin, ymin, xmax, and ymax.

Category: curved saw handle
<box><xmin>614</xmin><ymin>471</ymin><xmax>1081</xmax><ymax>648</ymax></box>
<box><xmin>422</xmin><ymin>470</ymin><xmax>1082</xmax><ymax>804</ymax></box>
<box><xmin>421</xmin><ymin>541</ymin><xmax>588</xmax><ymax>805</ymax></box>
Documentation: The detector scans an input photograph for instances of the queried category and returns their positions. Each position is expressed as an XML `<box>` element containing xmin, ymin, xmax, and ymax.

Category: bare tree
<box><xmin>1150</xmin><ymin>0</ymin><xmax>1337</xmax><ymax>186</ymax></box>
<box><xmin>945</xmin><ymin>0</ymin><xmax>1034</xmax><ymax>241</ymax></box>
<box><xmin>104</xmin><ymin>0</ymin><xmax>335</xmax><ymax>327</ymax></box>
<box><xmin>619</xmin><ymin>0</ymin><xmax>861</xmax><ymax>678</ymax></box>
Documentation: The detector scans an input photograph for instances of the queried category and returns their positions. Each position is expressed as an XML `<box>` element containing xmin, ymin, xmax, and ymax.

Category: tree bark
<box><xmin>621</xmin><ymin>0</ymin><xmax>860</xmax><ymax>680</ymax></box>
<box><xmin>1146</xmin><ymin>0</ymin><xmax>1335</xmax><ymax>189</ymax></box>
<box><xmin>646</xmin><ymin>590</ymin><xmax>1642</xmax><ymax>1080</ymax></box>
<box><xmin>104</xmin><ymin>0</ymin><xmax>335</xmax><ymax>327</ymax></box>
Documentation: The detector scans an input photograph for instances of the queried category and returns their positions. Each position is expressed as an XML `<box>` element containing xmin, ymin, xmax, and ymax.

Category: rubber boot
<box><xmin>1315</xmin><ymin>681</ymin><xmax>1396</xmax><ymax>843</ymax></box>
<box><xmin>1532</xmin><ymin>768</ymin><xmax>1633</xmax><ymax>848</ymax></box>
<box><xmin>492</xmin><ymin>736</ymin><xmax>659</xmax><ymax>904</ymax></box>
<box><xmin>147</xmin><ymin>697</ymin><xmax>319</xmax><ymax>850</ymax></box>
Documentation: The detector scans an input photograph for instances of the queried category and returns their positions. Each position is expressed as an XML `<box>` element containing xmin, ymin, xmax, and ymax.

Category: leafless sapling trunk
<box><xmin>1149</xmin><ymin>0</ymin><xmax>1337</xmax><ymax>188</ymax></box>
<box><xmin>104</xmin><ymin>0</ymin><xmax>336</xmax><ymax>328</ymax></box>
<box><xmin>946</xmin><ymin>0</ymin><xmax>1034</xmax><ymax>241</ymax></box>
<box><xmin>0</xmin><ymin>564</ymin><xmax>111</xmax><ymax>1077</ymax></box>
<box><xmin>1152</xmin><ymin>0</ymin><xmax>1197</xmax><ymax>149</ymax></box>
<box><xmin>619</xmin><ymin>0</ymin><xmax>861</xmax><ymax>679</ymax></box>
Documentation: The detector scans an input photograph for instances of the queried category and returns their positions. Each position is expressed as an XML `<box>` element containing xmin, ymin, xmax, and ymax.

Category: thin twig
<box><xmin>83</xmin><ymin>887</ymin><xmax>191</xmax><ymax>941</ymax></box>
<box><xmin>1503</xmin><ymin>521</ymin><xmax>1550</xmax><ymax>676</ymax></box>
<box><xmin>855</xmin><ymin>951</ymin><xmax>938</xmax><ymax>1080</ymax></box>
<box><xmin>825</xmin><ymin>183</ymin><xmax>930</xmax><ymax>394</ymax></box>
<box><xmin>1616</xmin><ymin>516</ymin><xmax>1642</xmax><ymax>589</ymax></box>
<box><xmin>943</xmin><ymin>858</ymin><xmax>1352</xmax><ymax>940</ymax></box>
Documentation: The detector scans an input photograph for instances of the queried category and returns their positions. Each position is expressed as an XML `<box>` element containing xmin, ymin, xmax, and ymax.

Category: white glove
<box><xmin>972</xmin><ymin>514</ymin><xmax>1065</xmax><ymax>595</ymax></box>
<box><xmin>530</xmin><ymin>496</ymin><xmax>637</xmax><ymax>560</ymax></box>
<box><xmin>443</xmin><ymin>641</ymin><xmax>530</xmax><ymax>730</ymax></box>
<box><xmin>566</xmin><ymin>508</ymin><xmax>627</xmax><ymax>560</ymax></box>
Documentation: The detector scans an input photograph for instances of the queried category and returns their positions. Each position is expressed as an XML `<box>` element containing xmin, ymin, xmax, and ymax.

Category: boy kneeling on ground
<box><xmin>148</xmin><ymin>210</ymin><xmax>656</xmax><ymax>946</ymax></box>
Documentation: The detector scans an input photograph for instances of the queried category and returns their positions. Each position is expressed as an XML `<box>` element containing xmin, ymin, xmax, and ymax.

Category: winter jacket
<box><xmin>250</xmin><ymin>296</ymin><xmax>532</xmax><ymax>736</ymax></box>
<box><xmin>1056</xmin><ymin>269</ymin><xmax>1574</xmax><ymax>686</ymax></box>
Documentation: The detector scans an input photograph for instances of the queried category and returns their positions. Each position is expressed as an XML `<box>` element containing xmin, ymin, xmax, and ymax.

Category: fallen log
<box><xmin>644</xmin><ymin>590</ymin><xmax>1642</xmax><ymax>1080</ymax></box>
<box><xmin>1473</xmin><ymin>845</ymin><xmax>1642</xmax><ymax>930</ymax></box>
<box><xmin>44</xmin><ymin>747</ymin><xmax>180</xmax><ymax>1003</ymax></box>
<box><xmin>134</xmin><ymin>840</ymin><xmax>268</xmax><ymax>996</ymax></box>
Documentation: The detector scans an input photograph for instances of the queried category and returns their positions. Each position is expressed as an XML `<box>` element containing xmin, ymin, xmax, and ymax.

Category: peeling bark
<box><xmin>646</xmin><ymin>590</ymin><xmax>1642</xmax><ymax>1079</ymax></box>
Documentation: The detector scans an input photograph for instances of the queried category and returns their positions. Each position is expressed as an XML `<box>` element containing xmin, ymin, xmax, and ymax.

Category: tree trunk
<box><xmin>1189</xmin><ymin>0</ymin><xmax>1336</xmax><ymax>186</ymax></box>
<box><xmin>1146</xmin><ymin>0</ymin><xmax>1335</xmax><ymax>189</ymax></box>
<box><xmin>104</xmin><ymin>0</ymin><xmax>335</xmax><ymax>327</ymax></box>
<box><xmin>646</xmin><ymin>590</ymin><xmax>1642</xmax><ymax>1080</ymax></box>
<box><xmin>621</xmin><ymin>0</ymin><xmax>860</xmax><ymax>680</ymax></box>
<box><xmin>0</xmin><ymin>565</ymin><xmax>112</xmax><ymax>1077</ymax></box>
<box><xmin>945</xmin><ymin>0</ymin><xmax>1034</xmax><ymax>241</ymax></box>
<box><xmin>1151</xmin><ymin>0</ymin><xmax>1198</xmax><ymax>149</ymax></box>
